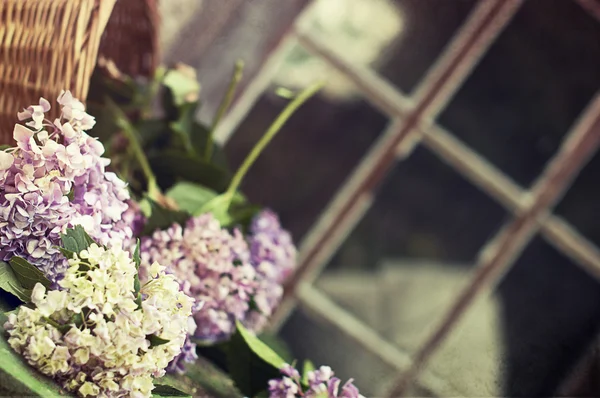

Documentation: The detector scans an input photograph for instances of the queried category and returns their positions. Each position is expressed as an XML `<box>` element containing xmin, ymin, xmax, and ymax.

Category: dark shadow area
<box><xmin>556</xmin><ymin>151</ymin><xmax>600</xmax><ymax>248</ymax></box>
<box><xmin>380</xmin><ymin>0</ymin><xmax>477</xmax><ymax>94</ymax></box>
<box><xmin>438</xmin><ymin>0</ymin><xmax>600</xmax><ymax>187</ymax></box>
<box><xmin>496</xmin><ymin>237</ymin><xmax>600</xmax><ymax>397</ymax></box>
<box><xmin>327</xmin><ymin>147</ymin><xmax>508</xmax><ymax>273</ymax></box>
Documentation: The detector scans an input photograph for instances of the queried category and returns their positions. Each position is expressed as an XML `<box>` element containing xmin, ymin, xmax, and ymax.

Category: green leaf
<box><xmin>191</xmin><ymin>190</ymin><xmax>258</xmax><ymax>228</ymax></box>
<box><xmin>236</xmin><ymin>321</ymin><xmax>286</xmax><ymax>369</ymax></box>
<box><xmin>229</xmin><ymin>202</ymin><xmax>262</xmax><ymax>230</ymax></box>
<box><xmin>187</xmin><ymin>122</ymin><xmax>230</xmax><ymax>170</ymax></box>
<box><xmin>152</xmin><ymin>384</ymin><xmax>191</xmax><ymax>397</ymax></box>
<box><xmin>8</xmin><ymin>257</ymin><xmax>51</xmax><ymax>290</ymax></box>
<box><xmin>60</xmin><ymin>225</ymin><xmax>96</xmax><ymax>253</ymax></box>
<box><xmin>0</xmin><ymin>145</ymin><xmax>12</xmax><ymax>150</ymax></box>
<box><xmin>0</xmin><ymin>323</ymin><xmax>68</xmax><ymax>396</ymax></box>
<box><xmin>226</xmin><ymin>321</ymin><xmax>286</xmax><ymax>397</ymax></box>
<box><xmin>166</xmin><ymin>182</ymin><xmax>219</xmax><ymax>215</ymax></box>
<box><xmin>0</xmin><ymin>262</ymin><xmax>31</xmax><ymax>303</ymax></box>
<box><xmin>170</xmin><ymin>101</ymin><xmax>200</xmax><ymax>155</ymax></box>
<box><xmin>164</xmin><ymin>356</ymin><xmax>240</xmax><ymax>398</ymax></box>
<box><xmin>274</xmin><ymin>87</ymin><xmax>295</xmax><ymax>99</ymax></box>
<box><xmin>141</xmin><ymin>197</ymin><xmax>191</xmax><ymax>236</ymax></box>
<box><xmin>133</xmin><ymin>239</ymin><xmax>142</xmax><ymax>300</ymax></box>
<box><xmin>66</xmin><ymin>186</ymin><xmax>75</xmax><ymax>201</ymax></box>
<box><xmin>59</xmin><ymin>248</ymin><xmax>76</xmax><ymax>260</ymax></box>
<box><xmin>163</xmin><ymin>69</ymin><xmax>201</xmax><ymax>107</ymax></box>
<box><xmin>147</xmin><ymin>334</ymin><xmax>170</xmax><ymax>348</ymax></box>
<box><xmin>136</xmin><ymin>119</ymin><xmax>169</xmax><ymax>147</ymax></box>
<box><xmin>257</xmin><ymin>333</ymin><xmax>294</xmax><ymax>364</ymax></box>
<box><xmin>195</xmin><ymin>194</ymin><xmax>234</xmax><ymax>225</ymax></box>
<box><xmin>133</xmin><ymin>239</ymin><xmax>141</xmax><ymax>269</ymax></box>
<box><xmin>302</xmin><ymin>360</ymin><xmax>315</xmax><ymax>386</ymax></box>
<box><xmin>149</xmin><ymin>151</ymin><xmax>231</xmax><ymax>193</ymax></box>
<box><xmin>188</xmin><ymin>122</ymin><xmax>210</xmax><ymax>158</ymax></box>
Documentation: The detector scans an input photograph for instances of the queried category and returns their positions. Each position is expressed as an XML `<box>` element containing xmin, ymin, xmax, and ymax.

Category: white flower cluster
<box><xmin>4</xmin><ymin>244</ymin><xmax>194</xmax><ymax>398</ymax></box>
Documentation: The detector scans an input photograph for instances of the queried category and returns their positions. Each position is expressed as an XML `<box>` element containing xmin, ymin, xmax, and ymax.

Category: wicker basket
<box><xmin>0</xmin><ymin>0</ymin><xmax>159</xmax><ymax>143</ymax></box>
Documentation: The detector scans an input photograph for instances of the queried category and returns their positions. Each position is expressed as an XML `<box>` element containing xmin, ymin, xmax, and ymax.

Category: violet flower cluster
<box><xmin>269</xmin><ymin>364</ymin><xmax>364</xmax><ymax>398</ymax></box>
<box><xmin>140</xmin><ymin>210</ymin><xmax>297</xmax><ymax>368</ymax></box>
<box><xmin>141</xmin><ymin>214</ymin><xmax>258</xmax><ymax>341</ymax></box>
<box><xmin>0</xmin><ymin>92</ymin><xmax>133</xmax><ymax>281</ymax></box>
<box><xmin>244</xmin><ymin>209</ymin><xmax>297</xmax><ymax>332</ymax></box>
<box><xmin>248</xmin><ymin>209</ymin><xmax>297</xmax><ymax>284</ymax></box>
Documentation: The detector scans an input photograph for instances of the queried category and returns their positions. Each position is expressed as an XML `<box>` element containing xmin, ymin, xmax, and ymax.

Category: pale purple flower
<box><xmin>281</xmin><ymin>363</ymin><xmax>301</xmax><ymax>379</ymax></box>
<box><xmin>140</xmin><ymin>212</ymin><xmax>287</xmax><ymax>348</ymax></box>
<box><xmin>242</xmin><ymin>210</ymin><xmax>296</xmax><ymax>332</ymax></box>
<box><xmin>57</xmin><ymin>90</ymin><xmax>96</xmax><ymax>131</ymax></box>
<box><xmin>268</xmin><ymin>364</ymin><xmax>364</xmax><ymax>398</ymax></box>
<box><xmin>122</xmin><ymin>199</ymin><xmax>146</xmax><ymax>238</ymax></box>
<box><xmin>269</xmin><ymin>377</ymin><xmax>300</xmax><ymax>398</ymax></box>
<box><xmin>17</xmin><ymin>97</ymin><xmax>51</xmax><ymax>131</ymax></box>
<box><xmin>140</xmin><ymin>213</ymin><xmax>256</xmax><ymax>344</ymax></box>
<box><xmin>248</xmin><ymin>209</ymin><xmax>297</xmax><ymax>284</ymax></box>
<box><xmin>166</xmin><ymin>335</ymin><xmax>198</xmax><ymax>374</ymax></box>
<box><xmin>0</xmin><ymin>92</ymin><xmax>134</xmax><ymax>281</ymax></box>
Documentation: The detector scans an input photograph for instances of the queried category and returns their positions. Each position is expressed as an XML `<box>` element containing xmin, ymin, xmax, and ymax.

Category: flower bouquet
<box><xmin>0</xmin><ymin>61</ymin><xmax>363</xmax><ymax>398</ymax></box>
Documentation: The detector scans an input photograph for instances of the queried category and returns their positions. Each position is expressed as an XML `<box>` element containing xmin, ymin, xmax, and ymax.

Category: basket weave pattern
<box><xmin>0</xmin><ymin>0</ymin><xmax>158</xmax><ymax>143</ymax></box>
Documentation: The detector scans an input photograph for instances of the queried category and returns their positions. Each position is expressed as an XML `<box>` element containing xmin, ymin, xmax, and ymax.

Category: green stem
<box><xmin>224</xmin><ymin>81</ymin><xmax>324</xmax><ymax>203</ymax></box>
<box><xmin>106</xmin><ymin>98</ymin><xmax>161</xmax><ymax>199</ymax></box>
<box><xmin>144</xmin><ymin>66</ymin><xmax>166</xmax><ymax>118</ymax></box>
<box><xmin>206</xmin><ymin>60</ymin><xmax>245</xmax><ymax>161</ymax></box>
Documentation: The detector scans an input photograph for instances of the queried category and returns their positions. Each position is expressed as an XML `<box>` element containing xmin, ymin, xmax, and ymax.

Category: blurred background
<box><xmin>161</xmin><ymin>0</ymin><xmax>600</xmax><ymax>396</ymax></box>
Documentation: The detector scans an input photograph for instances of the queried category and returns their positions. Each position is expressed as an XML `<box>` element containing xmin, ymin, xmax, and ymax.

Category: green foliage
<box><xmin>163</xmin><ymin>68</ymin><xmax>201</xmax><ymax>108</ymax></box>
<box><xmin>147</xmin><ymin>335</ymin><xmax>170</xmax><ymax>348</ymax></box>
<box><xmin>60</xmin><ymin>225</ymin><xmax>96</xmax><ymax>253</ymax></box>
<box><xmin>8</xmin><ymin>257</ymin><xmax>51</xmax><ymax>290</ymax></box>
<box><xmin>258</xmin><ymin>333</ymin><xmax>294</xmax><ymax>364</ymax></box>
<box><xmin>302</xmin><ymin>360</ymin><xmax>315</xmax><ymax>386</ymax></box>
<box><xmin>163</xmin><ymin>356</ymin><xmax>241</xmax><ymax>398</ymax></box>
<box><xmin>165</xmin><ymin>182</ymin><xmax>260</xmax><ymax>229</ymax></box>
<box><xmin>0</xmin><ymin>262</ymin><xmax>32</xmax><ymax>303</ymax></box>
<box><xmin>152</xmin><ymin>384</ymin><xmax>191</xmax><ymax>397</ymax></box>
<box><xmin>166</xmin><ymin>182</ymin><xmax>219</xmax><ymax>214</ymax></box>
<box><xmin>225</xmin><ymin>321</ymin><xmax>286</xmax><ymax>397</ymax></box>
<box><xmin>149</xmin><ymin>151</ymin><xmax>231</xmax><ymax>193</ymax></box>
<box><xmin>141</xmin><ymin>197</ymin><xmax>191</xmax><ymax>236</ymax></box>
<box><xmin>133</xmin><ymin>239</ymin><xmax>142</xmax><ymax>270</ymax></box>
<box><xmin>170</xmin><ymin>101</ymin><xmax>200</xmax><ymax>155</ymax></box>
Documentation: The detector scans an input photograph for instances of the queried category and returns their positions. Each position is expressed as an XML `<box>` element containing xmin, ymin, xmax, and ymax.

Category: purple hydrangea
<box><xmin>269</xmin><ymin>364</ymin><xmax>364</xmax><ymax>398</ymax></box>
<box><xmin>0</xmin><ymin>91</ymin><xmax>134</xmax><ymax>281</ymax></box>
<box><xmin>140</xmin><ymin>214</ymin><xmax>258</xmax><ymax>343</ymax></box>
<box><xmin>122</xmin><ymin>199</ymin><xmax>146</xmax><ymax>238</ymax></box>
<box><xmin>241</xmin><ymin>210</ymin><xmax>297</xmax><ymax>332</ymax></box>
<box><xmin>140</xmin><ymin>213</ymin><xmax>288</xmax><ymax>349</ymax></box>
<box><xmin>248</xmin><ymin>209</ymin><xmax>297</xmax><ymax>284</ymax></box>
<box><xmin>166</xmin><ymin>334</ymin><xmax>198</xmax><ymax>374</ymax></box>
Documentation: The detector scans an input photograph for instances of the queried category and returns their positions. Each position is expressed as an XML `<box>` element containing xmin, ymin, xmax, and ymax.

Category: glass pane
<box><xmin>315</xmin><ymin>147</ymin><xmax>508</xmax><ymax>355</ymax></box>
<box><xmin>438</xmin><ymin>0</ymin><xmax>600</xmax><ymax>187</ymax></box>
<box><xmin>225</xmin><ymin>44</ymin><xmax>388</xmax><ymax>240</ymax></box>
<box><xmin>555</xmin><ymin>151</ymin><xmax>600</xmax><ymax>247</ymax></box>
<box><xmin>295</xmin><ymin>0</ymin><xmax>476</xmax><ymax>94</ymax></box>
<box><xmin>279</xmin><ymin>307</ymin><xmax>396</xmax><ymax>397</ymax></box>
<box><xmin>420</xmin><ymin>236</ymin><xmax>600</xmax><ymax>397</ymax></box>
